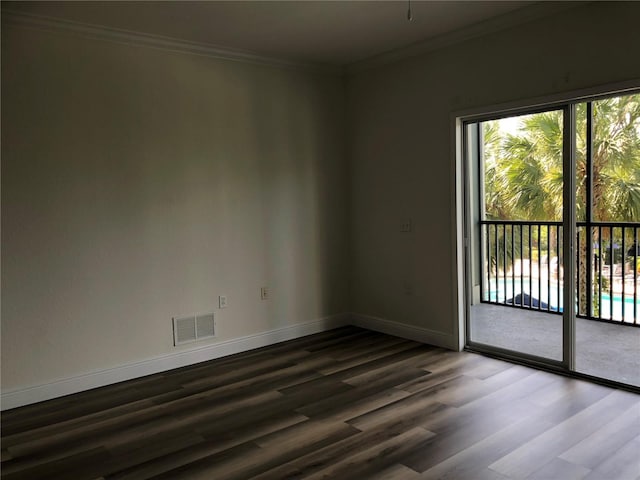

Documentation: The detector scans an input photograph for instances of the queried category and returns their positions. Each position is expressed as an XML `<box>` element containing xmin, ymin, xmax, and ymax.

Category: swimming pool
<box><xmin>485</xmin><ymin>278</ymin><xmax>639</xmax><ymax>323</ymax></box>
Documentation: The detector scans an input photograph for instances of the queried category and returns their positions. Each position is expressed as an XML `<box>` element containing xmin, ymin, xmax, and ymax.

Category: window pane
<box><xmin>591</xmin><ymin>94</ymin><xmax>640</xmax><ymax>222</ymax></box>
<box><xmin>483</xmin><ymin>111</ymin><xmax>564</xmax><ymax>222</ymax></box>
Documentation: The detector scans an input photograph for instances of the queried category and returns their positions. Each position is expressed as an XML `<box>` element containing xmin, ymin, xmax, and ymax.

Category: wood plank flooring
<box><xmin>2</xmin><ymin>326</ymin><xmax>639</xmax><ymax>479</ymax></box>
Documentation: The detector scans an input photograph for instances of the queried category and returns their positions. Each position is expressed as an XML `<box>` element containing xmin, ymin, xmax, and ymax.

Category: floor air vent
<box><xmin>173</xmin><ymin>313</ymin><xmax>215</xmax><ymax>346</ymax></box>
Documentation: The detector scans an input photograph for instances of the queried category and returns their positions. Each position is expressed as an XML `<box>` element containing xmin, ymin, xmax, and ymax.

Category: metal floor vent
<box><xmin>173</xmin><ymin>313</ymin><xmax>215</xmax><ymax>346</ymax></box>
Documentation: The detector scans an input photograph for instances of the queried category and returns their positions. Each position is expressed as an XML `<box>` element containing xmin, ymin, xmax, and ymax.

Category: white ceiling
<box><xmin>3</xmin><ymin>1</ymin><xmax>557</xmax><ymax>67</ymax></box>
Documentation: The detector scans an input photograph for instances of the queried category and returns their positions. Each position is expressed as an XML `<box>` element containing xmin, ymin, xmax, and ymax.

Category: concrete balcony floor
<box><xmin>470</xmin><ymin>303</ymin><xmax>640</xmax><ymax>387</ymax></box>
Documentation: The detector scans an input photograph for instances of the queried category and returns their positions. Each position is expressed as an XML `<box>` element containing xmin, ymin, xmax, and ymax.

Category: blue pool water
<box><xmin>486</xmin><ymin>278</ymin><xmax>639</xmax><ymax>322</ymax></box>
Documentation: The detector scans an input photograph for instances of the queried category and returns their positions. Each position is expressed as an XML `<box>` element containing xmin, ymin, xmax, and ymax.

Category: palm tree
<box><xmin>484</xmin><ymin>110</ymin><xmax>564</xmax><ymax>222</ymax></box>
<box><xmin>591</xmin><ymin>95</ymin><xmax>640</xmax><ymax>222</ymax></box>
<box><xmin>584</xmin><ymin>94</ymin><xmax>640</xmax><ymax>316</ymax></box>
<box><xmin>483</xmin><ymin>111</ymin><xmax>563</xmax><ymax>286</ymax></box>
<box><xmin>482</xmin><ymin>93</ymin><xmax>640</xmax><ymax>315</ymax></box>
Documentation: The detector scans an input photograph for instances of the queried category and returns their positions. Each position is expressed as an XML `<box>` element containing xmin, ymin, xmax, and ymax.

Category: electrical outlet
<box><xmin>261</xmin><ymin>287</ymin><xmax>269</xmax><ymax>300</ymax></box>
<box><xmin>219</xmin><ymin>295</ymin><xmax>228</xmax><ymax>309</ymax></box>
<box><xmin>401</xmin><ymin>219</ymin><xmax>412</xmax><ymax>232</ymax></box>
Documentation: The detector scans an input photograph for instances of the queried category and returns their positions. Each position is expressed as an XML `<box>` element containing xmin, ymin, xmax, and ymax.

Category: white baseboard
<box><xmin>1</xmin><ymin>312</ymin><xmax>457</xmax><ymax>410</ymax></box>
<box><xmin>350</xmin><ymin>313</ymin><xmax>458</xmax><ymax>351</ymax></box>
<box><xmin>1</xmin><ymin>313</ymin><xmax>350</xmax><ymax>410</ymax></box>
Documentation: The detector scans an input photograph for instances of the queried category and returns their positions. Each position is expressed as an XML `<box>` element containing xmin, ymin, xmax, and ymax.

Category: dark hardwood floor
<box><xmin>2</xmin><ymin>326</ymin><xmax>639</xmax><ymax>479</ymax></box>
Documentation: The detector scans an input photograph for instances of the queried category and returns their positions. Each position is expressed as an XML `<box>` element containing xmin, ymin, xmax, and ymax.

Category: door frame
<box><xmin>460</xmin><ymin>104</ymin><xmax>572</xmax><ymax>370</ymax></box>
<box><xmin>452</xmin><ymin>79</ymin><xmax>640</xmax><ymax>379</ymax></box>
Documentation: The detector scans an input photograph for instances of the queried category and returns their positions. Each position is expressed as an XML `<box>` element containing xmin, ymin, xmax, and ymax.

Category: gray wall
<box><xmin>347</xmin><ymin>2</ymin><xmax>640</xmax><ymax>340</ymax></box>
<box><xmin>1</xmin><ymin>25</ymin><xmax>348</xmax><ymax>391</ymax></box>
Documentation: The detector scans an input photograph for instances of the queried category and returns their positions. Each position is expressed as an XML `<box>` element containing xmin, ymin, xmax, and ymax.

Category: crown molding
<box><xmin>346</xmin><ymin>1</ymin><xmax>591</xmax><ymax>75</ymax></box>
<box><xmin>1</xmin><ymin>3</ymin><xmax>591</xmax><ymax>77</ymax></box>
<box><xmin>1</xmin><ymin>10</ymin><xmax>343</xmax><ymax>75</ymax></box>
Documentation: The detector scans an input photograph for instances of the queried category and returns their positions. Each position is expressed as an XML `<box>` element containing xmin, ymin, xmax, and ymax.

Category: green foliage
<box><xmin>592</xmin><ymin>94</ymin><xmax>640</xmax><ymax>222</ymax></box>
<box><xmin>483</xmin><ymin>110</ymin><xmax>564</xmax><ymax>221</ymax></box>
<box><xmin>482</xmin><ymin>93</ymin><xmax>640</xmax><ymax>223</ymax></box>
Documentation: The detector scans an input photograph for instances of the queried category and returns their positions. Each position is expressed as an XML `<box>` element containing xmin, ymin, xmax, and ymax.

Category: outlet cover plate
<box><xmin>219</xmin><ymin>295</ymin><xmax>228</xmax><ymax>308</ymax></box>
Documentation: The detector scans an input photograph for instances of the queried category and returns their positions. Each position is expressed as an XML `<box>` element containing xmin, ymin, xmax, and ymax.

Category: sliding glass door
<box><xmin>463</xmin><ymin>92</ymin><xmax>640</xmax><ymax>387</ymax></box>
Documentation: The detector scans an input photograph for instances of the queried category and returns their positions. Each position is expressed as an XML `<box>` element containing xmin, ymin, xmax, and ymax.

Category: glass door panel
<box><xmin>467</xmin><ymin>109</ymin><xmax>565</xmax><ymax>361</ymax></box>
<box><xmin>574</xmin><ymin>93</ymin><xmax>640</xmax><ymax>387</ymax></box>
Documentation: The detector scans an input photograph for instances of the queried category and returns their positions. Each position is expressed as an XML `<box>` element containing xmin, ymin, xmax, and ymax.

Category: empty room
<box><xmin>2</xmin><ymin>1</ymin><xmax>639</xmax><ymax>479</ymax></box>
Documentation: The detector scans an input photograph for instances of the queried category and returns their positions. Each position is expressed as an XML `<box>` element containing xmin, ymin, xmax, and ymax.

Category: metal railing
<box><xmin>480</xmin><ymin>220</ymin><xmax>639</xmax><ymax>326</ymax></box>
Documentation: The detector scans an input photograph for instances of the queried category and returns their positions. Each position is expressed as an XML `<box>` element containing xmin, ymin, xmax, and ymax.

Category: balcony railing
<box><xmin>480</xmin><ymin>220</ymin><xmax>640</xmax><ymax>326</ymax></box>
